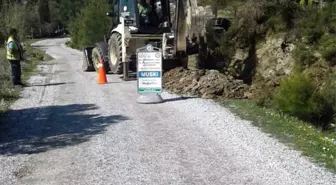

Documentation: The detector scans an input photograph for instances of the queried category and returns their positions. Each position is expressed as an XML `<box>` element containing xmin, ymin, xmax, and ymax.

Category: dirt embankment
<box><xmin>163</xmin><ymin>35</ymin><xmax>297</xmax><ymax>101</ymax></box>
<box><xmin>163</xmin><ymin>67</ymin><xmax>249</xmax><ymax>99</ymax></box>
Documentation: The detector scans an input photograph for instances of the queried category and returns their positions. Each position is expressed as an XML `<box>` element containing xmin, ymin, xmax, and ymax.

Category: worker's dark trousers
<box><xmin>8</xmin><ymin>60</ymin><xmax>22</xmax><ymax>85</ymax></box>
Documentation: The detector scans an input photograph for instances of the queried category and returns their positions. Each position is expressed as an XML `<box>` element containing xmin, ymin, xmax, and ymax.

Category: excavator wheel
<box><xmin>92</xmin><ymin>42</ymin><xmax>109</xmax><ymax>73</ymax></box>
<box><xmin>108</xmin><ymin>33</ymin><xmax>123</xmax><ymax>74</ymax></box>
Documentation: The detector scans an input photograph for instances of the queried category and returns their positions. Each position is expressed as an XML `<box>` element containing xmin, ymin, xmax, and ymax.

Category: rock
<box><xmin>179</xmin><ymin>77</ymin><xmax>185</xmax><ymax>83</ymax></box>
<box><xmin>193</xmin><ymin>71</ymin><xmax>203</xmax><ymax>81</ymax></box>
<box><xmin>256</xmin><ymin>35</ymin><xmax>295</xmax><ymax>81</ymax></box>
<box><xmin>244</xmin><ymin>92</ymin><xmax>254</xmax><ymax>99</ymax></box>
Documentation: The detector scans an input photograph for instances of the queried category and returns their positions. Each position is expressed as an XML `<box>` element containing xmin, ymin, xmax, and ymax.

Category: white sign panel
<box><xmin>137</xmin><ymin>50</ymin><xmax>162</xmax><ymax>93</ymax></box>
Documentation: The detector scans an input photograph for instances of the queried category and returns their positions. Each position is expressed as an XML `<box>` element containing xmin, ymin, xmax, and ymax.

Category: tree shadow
<box><xmin>28</xmin><ymin>82</ymin><xmax>75</xmax><ymax>87</ymax></box>
<box><xmin>0</xmin><ymin>104</ymin><xmax>129</xmax><ymax>156</ymax></box>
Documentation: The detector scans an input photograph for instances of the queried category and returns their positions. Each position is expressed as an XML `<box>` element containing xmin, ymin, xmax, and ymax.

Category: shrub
<box><xmin>321</xmin><ymin>73</ymin><xmax>336</xmax><ymax>112</ymax></box>
<box><xmin>322</xmin><ymin>0</ymin><xmax>336</xmax><ymax>34</ymax></box>
<box><xmin>266</xmin><ymin>13</ymin><xmax>287</xmax><ymax>34</ymax></box>
<box><xmin>272</xmin><ymin>71</ymin><xmax>333</xmax><ymax>128</ymax></box>
<box><xmin>0</xmin><ymin>2</ymin><xmax>39</xmax><ymax>41</ymax></box>
<box><xmin>68</xmin><ymin>0</ymin><xmax>111</xmax><ymax>49</ymax></box>
<box><xmin>272</xmin><ymin>71</ymin><xmax>314</xmax><ymax>119</ymax></box>
<box><xmin>295</xmin><ymin>10</ymin><xmax>324</xmax><ymax>44</ymax></box>
<box><xmin>293</xmin><ymin>44</ymin><xmax>319</xmax><ymax>66</ymax></box>
<box><xmin>318</xmin><ymin>34</ymin><xmax>336</xmax><ymax>66</ymax></box>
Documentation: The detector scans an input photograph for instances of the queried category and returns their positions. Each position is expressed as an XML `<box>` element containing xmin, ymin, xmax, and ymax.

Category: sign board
<box><xmin>137</xmin><ymin>44</ymin><xmax>162</xmax><ymax>94</ymax></box>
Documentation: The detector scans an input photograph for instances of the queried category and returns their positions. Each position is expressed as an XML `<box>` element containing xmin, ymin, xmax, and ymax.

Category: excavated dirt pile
<box><xmin>163</xmin><ymin>67</ymin><xmax>250</xmax><ymax>99</ymax></box>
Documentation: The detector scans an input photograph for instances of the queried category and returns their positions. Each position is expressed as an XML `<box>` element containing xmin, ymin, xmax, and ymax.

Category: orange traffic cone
<box><xmin>97</xmin><ymin>59</ymin><xmax>108</xmax><ymax>84</ymax></box>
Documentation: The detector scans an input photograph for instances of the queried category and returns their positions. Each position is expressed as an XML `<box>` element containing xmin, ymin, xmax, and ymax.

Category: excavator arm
<box><xmin>172</xmin><ymin>0</ymin><xmax>215</xmax><ymax>57</ymax></box>
<box><xmin>173</xmin><ymin>0</ymin><xmax>187</xmax><ymax>57</ymax></box>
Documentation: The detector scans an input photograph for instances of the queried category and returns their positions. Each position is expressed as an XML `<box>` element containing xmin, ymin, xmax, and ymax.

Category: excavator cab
<box><xmin>107</xmin><ymin>0</ymin><xmax>172</xmax><ymax>34</ymax></box>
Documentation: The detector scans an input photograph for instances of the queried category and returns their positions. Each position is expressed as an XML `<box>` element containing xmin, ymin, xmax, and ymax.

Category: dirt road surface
<box><xmin>0</xmin><ymin>38</ymin><xmax>335</xmax><ymax>185</ymax></box>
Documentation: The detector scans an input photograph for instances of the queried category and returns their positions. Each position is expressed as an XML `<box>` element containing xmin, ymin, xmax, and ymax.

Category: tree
<box><xmin>38</xmin><ymin>0</ymin><xmax>50</xmax><ymax>23</ymax></box>
<box><xmin>68</xmin><ymin>0</ymin><xmax>110</xmax><ymax>49</ymax></box>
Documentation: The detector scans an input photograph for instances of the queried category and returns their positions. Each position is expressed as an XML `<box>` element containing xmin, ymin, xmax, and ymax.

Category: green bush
<box><xmin>321</xmin><ymin>72</ymin><xmax>336</xmax><ymax>112</ymax></box>
<box><xmin>266</xmin><ymin>13</ymin><xmax>287</xmax><ymax>34</ymax></box>
<box><xmin>318</xmin><ymin>34</ymin><xmax>336</xmax><ymax>65</ymax></box>
<box><xmin>272</xmin><ymin>71</ymin><xmax>333</xmax><ymax>128</ymax></box>
<box><xmin>68</xmin><ymin>0</ymin><xmax>111</xmax><ymax>49</ymax></box>
<box><xmin>0</xmin><ymin>2</ymin><xmax>40</xmax><ymax>42</ymax></box>
<box><xmin>295</xmin><ymin>11</ymin><xmax>324</xmax><ymax>44</ymax></box>
<box><xmin>293</xmin><ymin>44</ymin><xmax>319</xmax><ymax>66</ymax></box>
<box><xmin>322</xmin><ymin>1</ymin><xmax>336</xmax><ymax>34</ymax></box>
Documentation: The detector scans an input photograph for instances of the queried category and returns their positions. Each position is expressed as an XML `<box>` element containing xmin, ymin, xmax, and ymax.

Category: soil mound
<box><xmin>163</xmin><ymin>67</ymin><xmax>250</xmax><ymax>99</ymax></box>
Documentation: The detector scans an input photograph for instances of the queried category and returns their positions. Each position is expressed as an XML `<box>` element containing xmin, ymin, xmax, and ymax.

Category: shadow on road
<box><xmin>0</xmin><ymin>104</ymin><xmax>129</xmax><ymax>156</ymax></box>
<box><xmin>28</xmin><ymin>82</ymin><xmax>75</xmax><ymax>87</ymax></box>
<box><xmin>31</xmin><ymin>45</ymin><xmax>59</xmax><ymax>48</ymax></box>
<box><xmin>164</xmin><ymin>96</ymin><xmax>197</xmax><ymax>103</ymax></box>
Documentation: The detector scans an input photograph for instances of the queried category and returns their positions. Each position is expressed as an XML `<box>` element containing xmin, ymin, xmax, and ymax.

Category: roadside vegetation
<box><xmin>0</xmin><ymin>0</ymin><xmax>88</xmax><ymax>114</ymax></box>
<box><xmin>222</xmin><ymin>99</ymin><xmax>336</xmax><ymax>171</ymax></box>
<box><xmin>66</xmin><ymin>0</ymin><xmax>111</xmax><ymax>49</ymax></box>
<box><xmin>201</xmin><ymin>0</ymin><xmax>336</xmax><ymax>128</ymax></box>
<box><xmin>199</xmin><ymin>0</ymin><xmax>336</xmax><ymax>171</ymax></box>
<box><xmin>0</xmin><ymin>40</ymin><xmax>52</xmax><ymax>113</ymax></box>
<box><xmin>0</xmin><ymin>0</ymin><xmax>60</xmax><ymax>113</ymax></box>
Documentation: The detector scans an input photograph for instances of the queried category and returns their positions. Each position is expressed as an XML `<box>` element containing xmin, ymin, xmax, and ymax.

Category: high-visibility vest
<box><xmin>138</xmin><ymin>3</ymin><xmax>150</xmax><ymax>17</ymax></box>
<box><xmin>6</xmin><ymin>36</ymin><xmax>21</xmax><ymax>60</ymax></box>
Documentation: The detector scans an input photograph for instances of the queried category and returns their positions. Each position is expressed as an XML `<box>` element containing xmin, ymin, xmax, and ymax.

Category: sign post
<box><xmin>136</xmin><ymin>44</ymin><xmax>164</xmax><ymax>104</ymax></box>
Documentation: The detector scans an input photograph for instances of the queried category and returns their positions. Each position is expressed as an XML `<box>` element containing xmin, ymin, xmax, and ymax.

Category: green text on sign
<box><xmin>138</xmin><ymin>88</ymin><xmax>162</xmax><ymax>93</ymax></box>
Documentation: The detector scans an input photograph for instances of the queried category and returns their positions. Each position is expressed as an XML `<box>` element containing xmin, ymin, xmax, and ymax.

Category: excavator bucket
<box><xmin>173</xmin><ymin>0</ymin><xmax>216</xmax><ymax>55</ymax></box>
<box><xmin>82</xmin><ymin>46</ymin><xmax>95</xmax><ymax>72</ymax></box>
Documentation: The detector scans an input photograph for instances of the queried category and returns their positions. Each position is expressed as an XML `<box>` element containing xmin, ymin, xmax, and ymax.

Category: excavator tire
<box><xmin>92</xmin><ymin>42</ymin><xmax>109</xmax><ymax>73</ymax></box>
<box><xmin>108</xmin><ymin>33</ymin><xmax>123</xmax><ymax>74</ymax></box>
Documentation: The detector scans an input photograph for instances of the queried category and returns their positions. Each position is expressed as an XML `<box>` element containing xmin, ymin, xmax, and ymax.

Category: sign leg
<box><xmin>123</xmin><ymin>61</ymin><xmax>129</xmax><ymax>81</ymax></box>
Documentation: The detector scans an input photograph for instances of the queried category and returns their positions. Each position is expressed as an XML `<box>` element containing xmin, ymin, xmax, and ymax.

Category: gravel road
<box><xmin>0</xmin><ymin>38</ymin><xmax>335</xmax><ymax>185</ymax></box>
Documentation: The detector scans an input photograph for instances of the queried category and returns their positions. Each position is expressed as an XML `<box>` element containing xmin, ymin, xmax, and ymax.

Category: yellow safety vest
<box><xmin>138</xmin><ymin>3</ymin><xmax>151</xmax><ymax>17</ymax></box>
<box><xmin>6</xmin><ymin>36</ymin><xmax>21</xmax><ymax>60</ymax></box>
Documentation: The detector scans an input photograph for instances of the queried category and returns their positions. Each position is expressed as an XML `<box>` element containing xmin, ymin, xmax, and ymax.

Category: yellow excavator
<box><xmin>82</xmin><ymin>0</ymin><xmax>229</xmax><ymax>80</ymax></box>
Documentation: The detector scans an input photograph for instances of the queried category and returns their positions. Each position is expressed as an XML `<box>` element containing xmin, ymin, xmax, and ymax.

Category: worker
<box><xmin>6</xmin><ymin>28</ymin><xmax>25</xmax><ymax>86</ymax></box>
<box><xmin>137</xmin><ymin>0</ymin><xmax>152</xmax><ymax>25</ymax></box>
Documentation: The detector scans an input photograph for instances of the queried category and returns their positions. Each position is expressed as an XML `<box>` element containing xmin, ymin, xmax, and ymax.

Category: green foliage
<box><xmin>276</xmin><ymin>0</ymin><xmax>299</xmax><ymax>29</ymax></box>
<box><xmin>295</xmin><ymin>8</ymin><xmax>325</xmax><ymax>44</ymax></box>
<box><xmin>293</xmin><ymin>44</ymin><xmax>319</xmax><ymax>66</ymax></box>
<box><xmin>299</xmin><ymin>0</ymin><xmax>313</xmax><ymax>6</ymax></box>
<box><xmin>51</xmin><ymin>0</ymin><xmax>86</xmax><ymax>26</ymax></box>
<box><xmin>0</xmin><ymin>2</ymin><xmax>39</xmax><ymax>42</ymax></box>
<box><xmin>272</xmin><ymin>71</ymin><xmax>334</xmax><ymax>128</ymax></box>
<box><xmin>319</xmin><ymin>74</ymin><xmax>336</xmax><ymax>123</ymax></box>
<box><xmin>266</xmin><ymin>13</ymin><xmax>287</xmax><ymax>33</ymax></box>
<box><xmin>68</xmin><ymin>0</ymin><xmax>111</xmax><ymax>49</ymax></box>
<box><xmin>318</xmin><ymin>34</ymin><xmax>336</xmax><ymax>65</ymax></box>
<box><xmin>272</xmin><ymin>72</ymin><xmax>315</xmax><ymax>119</ymax></box>
<box><xmin>321</xmin><ymin>1</ymin><xmax>336</xmax><ymax>33</ymax></box>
